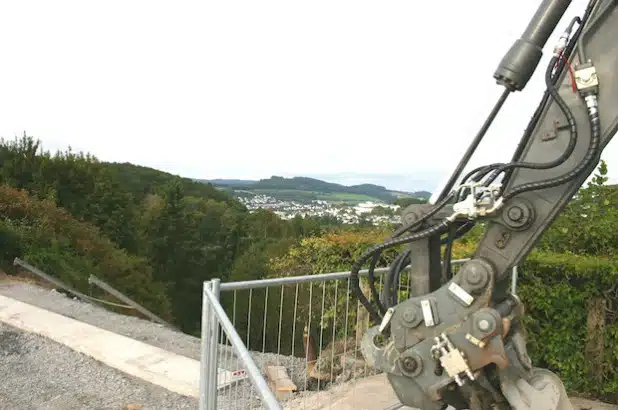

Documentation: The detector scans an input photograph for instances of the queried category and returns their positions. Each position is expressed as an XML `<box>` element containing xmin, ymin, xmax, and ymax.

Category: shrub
<box><xmin>0</xmin><ymin>184</ymin><xmax>173</xmax><ymax>320</ymax></box>
<box><xmin>519</xmin><ymin>250</ymin><xmax>618</xmax><ymax>400</ymax></box>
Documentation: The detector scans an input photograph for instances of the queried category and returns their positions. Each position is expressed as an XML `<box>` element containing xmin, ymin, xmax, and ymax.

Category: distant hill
<box><xmin>199</xmin><ymin>178</ymin><xmax>256</xmax><ymax>186</ymax></box>
<box><xmin>409</xmin><ymin>190</ymin><xmax>431</xmax><ymax>199</ymax></box>
<box><xmin>203</xmin><ymin>176</ymin><xmax>431</xmax><ymax>204</ymax></box>
<box><xmin>104</xmin><ymin>163</ymin><xmax>240</xmax><ymax>206</ymax></box>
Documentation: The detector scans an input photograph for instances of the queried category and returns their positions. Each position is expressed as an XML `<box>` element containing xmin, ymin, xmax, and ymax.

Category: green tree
<box><xmin>540</xmin><ymin>160</ymin><xmax>617</xmax><ymax>256</ymax></box>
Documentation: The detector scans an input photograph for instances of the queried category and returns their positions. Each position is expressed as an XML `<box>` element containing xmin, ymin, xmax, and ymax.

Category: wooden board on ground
<box><xmin>264</xmin><ymin>365</ymin><xmax>297</xmax><ymax>400</ymax></box>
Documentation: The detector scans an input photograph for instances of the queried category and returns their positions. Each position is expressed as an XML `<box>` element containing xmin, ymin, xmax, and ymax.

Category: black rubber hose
<box><xmin>483</xmin><ymin>55</ymin><xmax>579</xmax><ymax>178</ymax></box>
<box><xmin>442</xmin><ymin>224</ymin><xmax>457</xmax><ymax>282</ymax></box>
<box><xmin>495</xmin><ymin>57</ymin><xmax>577</xmax><ymax>168</ymax></box>
<box><xmin>389</xmin><ymin>191</ymin><xmax>457</xmax><ymax>239</ymax></box>
<box><xmin>458</xmin><ymin>51</ymin><xmax>580</xmax><ymax>193</ymax></box>
<box><xmin>357</xmin><ymin>191</ymin><xmax>457</xmax><ymax>320</ymax></box>
<box><xmin>463</xmin><ymin>49</ymin><xmax>580</xmax><ymax>187</ymax></box>
<box><xmin>461</xmin><ymin>164</ymin><xmax>498</xmax><ymax>185</ymax></box>
<box><xmin>367</xmin><ymin>251</ymin><xmax>386</xmax><ymax>315</ymax></box>
<box><xmin>382</xmin><ymin>249</ymin><xmax>410</xmax><ymax>309</ymax></box>
<box><xmin>350</xmin><ymin>220</ymin><xmax>453</xmax><ymax>324</ymax></box>
<box><xmin>503</xmin><ymin>95</ymin><xmax>601</xmax><ymax>201</ymax></box>
<box><xmin>503</xmin><ymin>8</ymin><xmax>594</xmax><ymax>186</ymax></box>
<box><xmin>382</xmin><ymin>221</ymin><xmax>474</xmax><ymax>309</ymax></box>
<box><xmin>461</xmin><ymin>23</ymin><xmax>580</xmax><ymax>193</ymax></box>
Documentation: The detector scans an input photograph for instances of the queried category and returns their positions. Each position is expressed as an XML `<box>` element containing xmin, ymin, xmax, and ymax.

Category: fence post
<box><xmin>207</xmin><ymin>278</ymin><xmax>221</xmax><ymax>410</ymax></box>
<box><xmin>200</xmin><ymin>280</ymin><xmax>213</xmax><ymax>410</ymax></box>
<box><xmin>511</xmin><ymin>266</ymin><xmax>518</xmax><ymax>295</ymax></box>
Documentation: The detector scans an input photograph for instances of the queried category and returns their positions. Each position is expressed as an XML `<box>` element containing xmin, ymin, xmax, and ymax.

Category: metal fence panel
<box><xmin>200</xmin><ymin>261</ymin><xmax>519</xmax><ymax>409</ymax></box>
<box><xmin>201</xmin><ymin>279</ymin><xmax>282</xmax><ymax>410</ymax></box>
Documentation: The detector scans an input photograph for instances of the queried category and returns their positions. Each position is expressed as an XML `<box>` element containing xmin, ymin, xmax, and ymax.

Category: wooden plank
<box><xmin>264</xmin><ymin>365</ymin><xmax>297</xmax><ymax>400</ymax></box>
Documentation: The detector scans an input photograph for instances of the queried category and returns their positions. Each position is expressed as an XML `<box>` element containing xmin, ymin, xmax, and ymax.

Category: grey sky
<box><xmin>1</xmin><ymin>0</ymin><xmax>615</xmax><ymax>192</ymax></box>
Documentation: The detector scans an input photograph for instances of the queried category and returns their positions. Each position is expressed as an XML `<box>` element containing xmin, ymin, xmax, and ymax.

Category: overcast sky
<box><xmin>0</xmin><ymin>0</ymin><xmax>615</xmax><ymax>191</ymax></box>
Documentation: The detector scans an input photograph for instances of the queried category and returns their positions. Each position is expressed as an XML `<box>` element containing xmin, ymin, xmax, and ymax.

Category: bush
<box><xmin>0</xmin><ymin>184</ymin><xmax>173</xmax><ymax>320</ymax></box>
<box><xmin>518</xmin><ymin>250</ymin><xmax>618</xmax><ymax>400</ymax></box>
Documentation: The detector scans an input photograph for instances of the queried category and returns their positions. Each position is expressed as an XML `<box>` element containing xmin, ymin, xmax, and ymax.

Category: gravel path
<box><xmin>0</xmin><ymin>280</ymin><xmax>311</xmax><ymax>409</ymax></box>
<box><xmin>0</xmin><ymin>322</ymin><xmax>197</xmax><ymax>410</ymax></box>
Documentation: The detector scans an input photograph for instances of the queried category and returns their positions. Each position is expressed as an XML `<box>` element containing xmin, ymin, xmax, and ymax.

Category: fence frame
<box><xmin>201</xmin><ymin>278</ymin><xmax>282</xmax><ymax>410</ymax></box>
<box><xmin>199</xmin><ymin>260</ymin><xmax>519</xmax><ymax>410</ymax></box>
<box><xmin>88</xmin><ymin>273</ymin><xmax>178</xmax><ymax>330</ymax></box>
<box><xmin>13</xmin><ymin>257</ymin><xmax>101</xmax><ymax>306</ymax></box>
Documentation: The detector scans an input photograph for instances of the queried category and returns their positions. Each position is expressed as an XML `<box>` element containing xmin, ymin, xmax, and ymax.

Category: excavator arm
<box><xmin>352</xmin><ymin>0</ymin><xmax>618</xmax><ymax>409</ymax></box>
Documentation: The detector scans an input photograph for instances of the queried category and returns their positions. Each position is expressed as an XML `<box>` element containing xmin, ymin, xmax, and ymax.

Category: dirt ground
<box><xmin>282</xmin><ymin>373</ymin><xmax>618</xmax><ymax>410</ymax></box>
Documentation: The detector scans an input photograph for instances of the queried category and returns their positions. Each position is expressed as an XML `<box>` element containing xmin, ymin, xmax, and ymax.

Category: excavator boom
<box><xmin>352</xmin><ymin>0</ymin><xmax>618</xmax><ymax>408</ymax></box>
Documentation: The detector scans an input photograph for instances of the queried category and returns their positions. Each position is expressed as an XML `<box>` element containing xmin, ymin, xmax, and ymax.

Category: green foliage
<box><xmin>105</xmin><ymin>162</ymin><xmax>239</xmax><ymax>207</ymax></box>
<box><xmin>370</xmin><ymin>205</ymin><xmax>395</xmax><ymax>217</ymax></box>
<box><xmin>253</xmin><ymin>230</ymin><xmax>398</xmax><ymax>354</ymax></box>
<box><xmin>539</xmin><ymin>159</ymin><xmax>617</xmax><ymax>256</ymax></box>
<box><xmin>518</xmin><ymin>250</ymin><xmax>618</xmax><ymax>399</ymax></box>
<box><xmin>0</xmin><ymin>135</ymin><xmax>137</xmax><ymax>250</ymax></box>
<box><xmin>393</xmin><ymin>196</ymin><xmax>428</xmax><ymax>207</ymax></box>
<box><xmin>0</xmin><ymin>184</ymin><xmax>172</xmax><ymax>319</ymax></box>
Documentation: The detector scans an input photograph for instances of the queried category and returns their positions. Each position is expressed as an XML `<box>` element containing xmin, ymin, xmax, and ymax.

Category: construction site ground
<box><xmin>1</xmin><ymin>274</ymin><xmax>617</xmax><ymax>410</ymax></box>
<box><xmin>282</xmin><ymin>372</ymin><xmax>618</xmax><ymax>410</ymax></box>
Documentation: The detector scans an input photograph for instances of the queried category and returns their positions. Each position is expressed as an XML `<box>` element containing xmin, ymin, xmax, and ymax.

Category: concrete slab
<box><xmin>0</xmin><ymin>294</ymin><xmax>245</xmax><ymax>399</ymax></box>
<box><xmin>0</xmin><ymin>294</ymin><xmax>201</xmax><ymax>398</ymax></box>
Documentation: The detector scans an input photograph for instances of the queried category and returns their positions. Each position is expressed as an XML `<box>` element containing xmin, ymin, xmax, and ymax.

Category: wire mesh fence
<box><xmin>201</xmin><ymin>280</ymin><xmax>282</xmax><ymax>410</ymax></box>
<box><xmin>201</xmin><ymin>258</ymin><xmax>507</xmax><ymax>410</ymax></box>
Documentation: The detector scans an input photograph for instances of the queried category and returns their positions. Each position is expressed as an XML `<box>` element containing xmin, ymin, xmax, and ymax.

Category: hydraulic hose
<box><xmin>381</xmin><ymin>221</ymin><xmax>474</xmax><ymax>309</ymax></box>
<box><xmin>468</xmin><ymin>53</ymin><xmax>579</xmax><ymax>185</ymax></box>
<box><xmin>360</xmin><ymin>190</ymin><xmax>459</xmax><ymax>319</ymax></box>
<box><xmin>458</xmin><ymin>25</ymin><xmax>585</xmax><ymax>193</ymax></box>
<box><xmin>503</xmin><ymin>3</ymin><xmax>596</xmax><ymax>186</ymax></box>
<box><xmin>382</xmin><ymin>249</ymin><xmax>410</xmax><ymax>309</ymax></box>
<box><xmin>503</xmin><ymin>94</ymin><xmax>601</xmax><ymax>201</ymax></box>
<box><xmin>367</xmin><ymin>252</ymin><xmax>386</xmax><ymax>315</ymax></box>
<box><xmin>441</xmin><ymin>224</ymin><xmax>457</xmax><ymax>282</ymax></box>
<box><xmin>350</xmin><ymin>219</ymin><xmax>453</xmax><ymax>324</ymax></box>
<box><xmin>390</xmin><ymin>191</ymin><xmax>457</xmax><ymax>239</ymax></box>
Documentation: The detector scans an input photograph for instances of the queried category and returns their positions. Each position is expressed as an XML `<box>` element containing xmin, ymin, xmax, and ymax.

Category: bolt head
<box><xmin>401</xmin><ymin>356</ymin><xmax>418</xmax><ymax>372</ymax></box>
<box><xmin>507</xmin><ymin>206</ymin><xmax>523</xmax><ymax>221</ymax></box>
<box><xmin>478</xmin><ymin>319</ymin><xmax>491</xmax><ymax>331</ymax></box>
<box><xmin>402</xmin><ymin>308</ymin><xmax>416</xmax><ymax>323</ymax></box>
<box><xmin>466</xmin><ymin>270</ymin><xmax>482</xmax><ymax>285</ymax></box>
